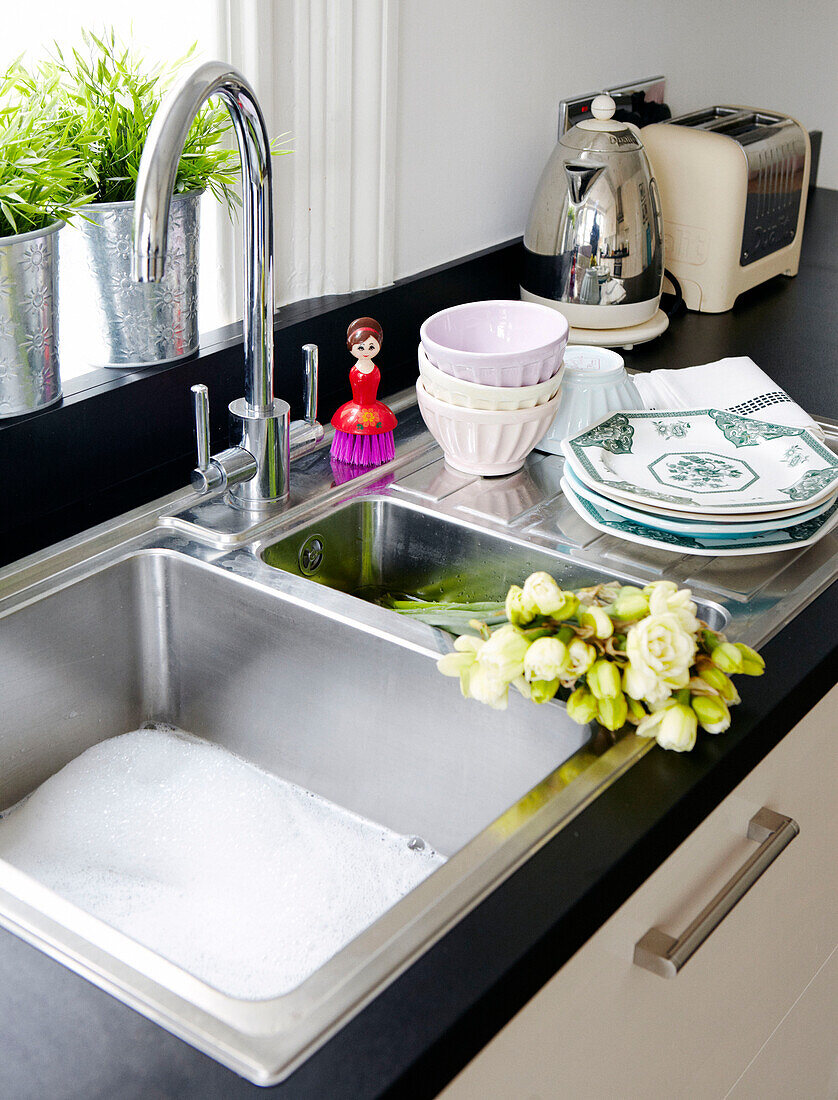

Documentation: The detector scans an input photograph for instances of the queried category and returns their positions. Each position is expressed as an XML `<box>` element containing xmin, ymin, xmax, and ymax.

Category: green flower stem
<box><xmin>469</xmin><ymin>619</ymin><xmax>493</xmax><ymax>641</ymax></box>
<box><xmin>519</xmin><ymin>626</ymin><xmax>557</xmax><ymax>641</ymax></box>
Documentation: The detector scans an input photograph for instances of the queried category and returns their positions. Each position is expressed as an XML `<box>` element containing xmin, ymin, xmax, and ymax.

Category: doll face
<box><xmin>350</xmin><ymin>336</ymin><xmax>380</xmax><ymax>360</ymax></box>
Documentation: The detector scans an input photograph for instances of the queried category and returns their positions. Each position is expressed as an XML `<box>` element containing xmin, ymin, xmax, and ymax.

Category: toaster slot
<box><xmin>670</xmin><ymin>106</ymin><xmax>787</xmax><ymax>138</ymax></box>
<box><xmin>671</xmin><ymin>106</ymin><xmax>749</xmax><ymax>130</ymax></box>
<box><xmin>712</xmin><ymin>115</ymin><xmax>764</xmax><ymax>139</ymax></box>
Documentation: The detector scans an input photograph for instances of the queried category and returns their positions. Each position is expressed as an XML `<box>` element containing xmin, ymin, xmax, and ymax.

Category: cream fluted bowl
<box><xmin>418</xmin><ymin>345</ymin><xmax>564</xmax><ymax>411</ymax></box>
<box><xmin>416</xmin><ymin>379</ymin><xmax>562</xmax><ymax>476</ymax></box>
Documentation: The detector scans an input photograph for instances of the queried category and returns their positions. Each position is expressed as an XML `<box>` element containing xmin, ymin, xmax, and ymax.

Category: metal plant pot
<box><xmin>0</xmin><ymin>220</ymin><xmax>62</xmax><ymax>419</ymax></box>
<box><xmin>62</xmin><ymin>190</ymin><xmax>200</xmax><ymax>368</ymax></box>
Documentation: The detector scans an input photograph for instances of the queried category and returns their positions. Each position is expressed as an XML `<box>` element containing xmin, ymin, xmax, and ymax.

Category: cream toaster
<box><xmin>642</xmin><ymin>107</ymin><xmax>810</xmax><ymax>312</ymax></box>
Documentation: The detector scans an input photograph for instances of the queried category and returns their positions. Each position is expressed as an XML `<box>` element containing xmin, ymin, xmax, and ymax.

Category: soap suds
<box><xmin>0</xmin><ymin>726</ymin><xmax>443</xmax><ymax>999</ymax></box>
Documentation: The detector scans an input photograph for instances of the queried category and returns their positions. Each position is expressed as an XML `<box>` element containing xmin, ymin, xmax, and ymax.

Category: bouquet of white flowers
<box><xmin>435</xmin><ymin>573</ymin><xmax>764</xmax><ymax>753</ymax></box>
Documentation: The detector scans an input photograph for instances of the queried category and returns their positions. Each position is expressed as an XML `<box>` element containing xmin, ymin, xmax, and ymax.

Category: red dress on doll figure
<box><xmin>330</xmin><ymin>317</ymin><xmax>397</xmax><ymax>467</ymax></box>
<box><xmin>332</xmin><ymin>364</ymin><xmax>397</xmax><ymax>436</ymax></box>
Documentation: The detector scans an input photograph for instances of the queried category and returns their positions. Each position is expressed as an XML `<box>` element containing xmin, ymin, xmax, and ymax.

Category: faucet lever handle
<box><xmin>191</xmin><ymin>383</ymin><xmax>254</xmax><ymax>495</ymax></box>
<box><xmin>189</xmin><ymin>382</ymin><xmax>257</xmax><ymax>495</ymax></box>
<box><xmin>191</xmin><ymin>384</ymin><xmax>211</xmax><ymax>470</ymax></box>
<box><xmin>288</xmin><ymin>344</ymin><xmax>325</xmax><ymax>461</ymax></box>
<box><xmin>302</xmin><ymin>344</ymin><xmax>319</xmax><ymax>424</ymax></box>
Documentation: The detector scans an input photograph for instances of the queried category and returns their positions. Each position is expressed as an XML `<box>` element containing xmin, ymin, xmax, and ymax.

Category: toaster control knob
<box><xmin>591</xmin><ymin>94</ymin><xmax>616</xmax><ymax>120</ymax></box>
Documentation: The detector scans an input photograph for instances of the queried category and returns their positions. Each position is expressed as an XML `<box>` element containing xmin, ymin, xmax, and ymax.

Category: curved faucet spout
<box><xmin>133</xmin><ymin>61</ymin><xmax>274</xmax><ymax>412</ymax></box>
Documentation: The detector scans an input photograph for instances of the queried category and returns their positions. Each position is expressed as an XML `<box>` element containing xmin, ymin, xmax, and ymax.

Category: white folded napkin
<box><xmin>632</xmin><ymin>357</ymin><xmax>824</xmax><ymax>439</ymax></box>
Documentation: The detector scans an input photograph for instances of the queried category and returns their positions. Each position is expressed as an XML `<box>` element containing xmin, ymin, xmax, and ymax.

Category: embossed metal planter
<box><xmin>64</xmin><ymin>190</ymin><xmax>200</xmax><ymax>368</ymax></box>
<box><xmin>0</xmin><ymin>221</ymin><xmax>63</xmax><ymax>419</ymax></box>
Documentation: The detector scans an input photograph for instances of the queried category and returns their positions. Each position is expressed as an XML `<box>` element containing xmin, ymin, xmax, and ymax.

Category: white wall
<box><xmin>393</xmin><ymin>0</ymin><xmax>837</xmax><ymax>281</ymax></box>
<box><xmin>4</xmin><ymin>1</ymin><xmax>832</xmax><ymax>319</ymax></box>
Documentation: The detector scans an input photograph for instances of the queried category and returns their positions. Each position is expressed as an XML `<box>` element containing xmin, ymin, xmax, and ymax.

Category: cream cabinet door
<box><xmin>440</xmin><ymin>684</ymin><xmax>838</xmax><ymax>1100</ymax></box>
<box><xmin>727</xmin><ymin>945</ymin><xmax>838</xmax><ymax>1098</ymax></box>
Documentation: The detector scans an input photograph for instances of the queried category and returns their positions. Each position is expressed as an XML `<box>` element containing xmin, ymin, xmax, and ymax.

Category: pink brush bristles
<box><xmin>330</xmin><ymin>430</ymin><xmax>395</xmax><ymax>467</ymax></box>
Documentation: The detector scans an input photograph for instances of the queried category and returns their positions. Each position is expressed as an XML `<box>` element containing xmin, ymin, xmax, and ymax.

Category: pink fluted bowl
<box><xmin>420</xmin><ymin>299</ymin><xmax>568</xmax><ymax>387</ymax></box>
<box><xmin>416</xmin><ymin>379</ymin><xmax>562</xmax><ymax>476</ymax></box>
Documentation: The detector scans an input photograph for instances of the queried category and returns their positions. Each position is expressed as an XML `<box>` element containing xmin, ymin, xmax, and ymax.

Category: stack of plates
<box><xmin>559</xmin><ymin>409</ymin><xmax>838</xmax><ymax>556</ymax></box>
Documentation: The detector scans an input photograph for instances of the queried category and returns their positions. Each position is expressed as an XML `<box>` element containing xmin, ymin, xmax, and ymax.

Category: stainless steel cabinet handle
<box><xmin>634</xmin><ymin>806</ymin><xmax>799</xmax><ymax>978</ymax></box>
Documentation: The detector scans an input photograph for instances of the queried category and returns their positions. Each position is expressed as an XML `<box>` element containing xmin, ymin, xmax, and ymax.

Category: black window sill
<box><xmin>0</xmin><ymin>239</ymin><xmax>521</xmax><ymax>566</ymax></box>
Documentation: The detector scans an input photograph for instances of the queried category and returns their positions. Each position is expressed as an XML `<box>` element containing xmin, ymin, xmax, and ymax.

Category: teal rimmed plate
<box><xmin>562</xmin><ymin>464</ymin><xmax>838</xmax><ymax>537</ymax></box>
<box><xmin>562</xmin><ymin>409</ymin><xmax>838</xmax><ymax>515</ymax></box>
<box><xmin>561</xmin><ymin>476</ymin><xmax>838</xmax><ymax>557</ymax></box>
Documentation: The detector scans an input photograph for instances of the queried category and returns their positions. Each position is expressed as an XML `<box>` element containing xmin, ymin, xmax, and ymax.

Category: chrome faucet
<box><xmin>133</xmin><ymin>61</ymin><xmax>322</xmax><ymax>508</ymax></box>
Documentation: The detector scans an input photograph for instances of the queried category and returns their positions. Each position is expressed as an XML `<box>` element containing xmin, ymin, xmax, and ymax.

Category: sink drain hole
<box><xmin>298</xmin><ymin>535</ymin><xmax>324</xmax><ymax>575</ymax></box>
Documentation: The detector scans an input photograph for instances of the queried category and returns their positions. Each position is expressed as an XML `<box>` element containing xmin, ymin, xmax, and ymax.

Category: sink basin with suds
<box><xmin>0</xmin><ymin>546</ymin><xmax>592</xmax><ymax>1083</ymax></box>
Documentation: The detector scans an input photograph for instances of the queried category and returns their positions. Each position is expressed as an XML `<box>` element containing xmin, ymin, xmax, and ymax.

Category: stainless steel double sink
<box><xmin>1</xmin><ymin>404</ymin><xmax>833</xmax><ymax>1085</ymax></box>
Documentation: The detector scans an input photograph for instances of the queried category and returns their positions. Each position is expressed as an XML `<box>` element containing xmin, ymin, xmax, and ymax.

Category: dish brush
<box><xmin>330</xmin><ymin>317</ymin><xmax>397</xmax><ymax>467</ymax></box>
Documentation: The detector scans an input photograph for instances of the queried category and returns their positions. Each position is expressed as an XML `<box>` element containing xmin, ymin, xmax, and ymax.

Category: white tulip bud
<box><xmin>523</xmin><ymin>637</ymin><xmax>569</xmax><ymax>682</ymax></box>
<box><xmin>638</xmin><ymin>703</ymin><xmax>697</xmax><ymax>752</ymax></box>
<box><xmin>578</xmin><ymin>605</ymin><xmax>614</xmax><ymax>639</ymax></box>
<box><xmin>566</xmin><ymin>639</ymin><xmax>597</xmax><ymax>678</ymax></box>
<box><xmin>522</xmin><ymin>572</ymin><xmax>566</xmax><ymax>616</ymax></box>
<box><xmin>477</xmin><ymin>624</ymin><xmax>530</xmax><ymax>683</ymax></box>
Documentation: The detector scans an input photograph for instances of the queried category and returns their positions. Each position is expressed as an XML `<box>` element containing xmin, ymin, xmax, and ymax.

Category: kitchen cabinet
<box><xmin>440</xmin><ymin>684</ymin><xmax>838</xmax><ymax>1100</ymax></box>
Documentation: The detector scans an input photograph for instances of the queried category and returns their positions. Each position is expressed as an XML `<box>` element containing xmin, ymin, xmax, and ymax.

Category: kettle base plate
<box><xmin>567</xmin><ymin>309</ymin><xmax>669</xmax><ymax>350</ymax></box>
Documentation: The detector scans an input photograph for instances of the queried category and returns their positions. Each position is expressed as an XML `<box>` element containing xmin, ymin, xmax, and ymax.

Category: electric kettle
<box><xmin>521</xmin><ymin>95</ymin><xmax>664</xmax><ymax>333</ymax></box>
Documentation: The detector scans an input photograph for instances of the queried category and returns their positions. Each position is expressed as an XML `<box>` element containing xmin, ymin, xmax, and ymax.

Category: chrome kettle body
<box><xmin>521</xmin><ymin>95</ymin><xmax>664</xmax><ymax>330</ymax></box>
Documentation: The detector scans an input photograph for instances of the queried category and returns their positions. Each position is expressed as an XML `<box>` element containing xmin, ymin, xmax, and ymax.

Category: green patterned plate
<box><xmin>563</xmin><ymin>464</ymin><xmax>838</xmax><ymax>534</ymax></box>
<box><xmin>561</xmin><ymin>477</ymin><xmax>838</xmax><ymax>557</ymax></box>
<box><xmin>562</xmin><ymin>409</ymin><xmax>838</xmax><ymax>515</ymax></box>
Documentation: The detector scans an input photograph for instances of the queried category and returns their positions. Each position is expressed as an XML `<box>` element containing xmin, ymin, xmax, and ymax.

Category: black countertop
<box><xmin>1</xmin><ymin>191</ymin><xmax>836</xmax><ymax>1100</ymax></box>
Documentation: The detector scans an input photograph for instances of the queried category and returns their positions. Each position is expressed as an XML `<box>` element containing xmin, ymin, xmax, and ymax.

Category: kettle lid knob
<box><xmin>590</xmin><ymin>94</ymin><xmax>616</xmax><ymax>120</ymax></box>
<box><xmin>576</xmin><ymin>92</ymin><xmax>630</xmax><ymax>134</ymax></box>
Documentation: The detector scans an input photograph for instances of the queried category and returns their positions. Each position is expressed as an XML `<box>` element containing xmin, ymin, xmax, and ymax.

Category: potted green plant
<box><xmin>0</xmin><ymin>67</ymin><xmax>90</xmax><ymax>416</ymax></box>
<box><xmin>47</xmin><ymin>31</ymin><xmax>241</xmax><ymax>368</ymax></box>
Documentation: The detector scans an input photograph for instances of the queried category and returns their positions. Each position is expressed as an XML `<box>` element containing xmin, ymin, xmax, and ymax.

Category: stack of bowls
<box><xmin>416</xmin><ymin>300</ymin><xmax>568</xmax><ymax>476</ymax></box>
